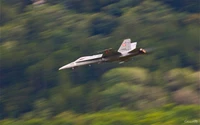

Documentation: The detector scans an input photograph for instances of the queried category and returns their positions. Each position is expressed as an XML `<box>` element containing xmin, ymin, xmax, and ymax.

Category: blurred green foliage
<box><xmin>0</xmin><ymin>0</ymin><xmax>199</xmax><ymax>124</ymax></box>
<box><xmin>1</xmin><ymin>105</ymin><xmax>200</xmax><ymax>125</ymax></box>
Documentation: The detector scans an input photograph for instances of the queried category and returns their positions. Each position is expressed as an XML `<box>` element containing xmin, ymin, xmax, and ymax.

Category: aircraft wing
<box><xmin>102</xmin><ymin>48</ymin><xmax>121</xmax><ymax>58</ymax></box>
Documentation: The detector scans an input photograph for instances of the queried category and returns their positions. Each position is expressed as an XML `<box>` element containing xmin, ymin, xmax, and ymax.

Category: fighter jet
<box><xmin>59</xmin><ymin>39</ymin><xmax>146</xmax><ymax>70</ymax></box>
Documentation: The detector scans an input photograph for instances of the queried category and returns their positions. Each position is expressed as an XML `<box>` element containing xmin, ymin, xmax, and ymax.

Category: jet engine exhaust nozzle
<box><xmin>140</xmin><ymin>48</ymin><xmax>146</xmax><ymax>54</ymax></box>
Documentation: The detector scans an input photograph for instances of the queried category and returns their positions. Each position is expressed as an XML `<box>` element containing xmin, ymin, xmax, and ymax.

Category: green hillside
<box><xmin>0</xmin><ymin>0</ymin><xmax>199</xmax><ymax>124</ymax></box>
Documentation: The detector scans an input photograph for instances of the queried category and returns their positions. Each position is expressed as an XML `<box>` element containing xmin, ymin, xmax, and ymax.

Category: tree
<box><xmin>102</xmin><ymin>67</ymin><xmax>149</xmax><ymax>85</ymax></box>
<box><xmin>159</xmin><ymin>0</ymin><xmax>200</xmax><ymax>13</ymax></box>
<box><xmin>164</xmin><ymin>68</ymin><xmax>196</xmax><ymax>91</ymax></box>
<box><xmin>89</xmin><ymin>16</ymin><xmax>119</xmax><ymax>36</ymax></box>
<box><xmin>173</xmin><ymin>88</ymin><xmax>200</xmax><ymax>105</ymax></box>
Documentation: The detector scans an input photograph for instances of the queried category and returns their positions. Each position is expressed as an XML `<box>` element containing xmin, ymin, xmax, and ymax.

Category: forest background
<box><xmin>0</xmin><ymin>0</ymin><xmax>200</xmax><ymax>125</ymax></box>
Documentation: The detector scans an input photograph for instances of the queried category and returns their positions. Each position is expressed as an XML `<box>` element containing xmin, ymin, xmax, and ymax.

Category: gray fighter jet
<box><xmin>59</xmin><ymin>39</ymin><xmax>146</xmax><ymax>70</ymax></box>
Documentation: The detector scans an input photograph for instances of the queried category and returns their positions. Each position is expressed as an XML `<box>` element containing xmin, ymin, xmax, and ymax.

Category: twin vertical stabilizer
<box><xmin>118</xmin><ymin>39</ymin><xmax>137</xmax><ymax>53</ymax></box>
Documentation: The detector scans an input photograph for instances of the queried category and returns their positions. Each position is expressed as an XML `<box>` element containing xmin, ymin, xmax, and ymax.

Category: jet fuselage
<box><xmin>59</xmin><ymin>47</ymin><xmax>146</xmax><ymax>70</ymax></box>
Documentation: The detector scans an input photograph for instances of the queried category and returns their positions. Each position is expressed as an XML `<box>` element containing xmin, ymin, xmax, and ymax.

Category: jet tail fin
<box><xmin>131</xmin><ymin>42</ymin><xmax>137</xmax><ymax>50</ymax></box>
<box><xmin>118</xmin><ymin>39</ymin><xmax>137</xmax><ymax>53</ymax></box>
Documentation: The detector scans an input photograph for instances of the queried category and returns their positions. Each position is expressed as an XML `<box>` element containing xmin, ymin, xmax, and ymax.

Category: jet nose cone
<box><xmin>59</xmin><ymin>66</ymin><xmax>68</xmax><ymax>70</ymax></box>
<box><xmin>59</xmin><ymin>66</ymin><xmax>66</xmax><ymax>70</ymax></box>
<box><xmin>59</xmin><ymin>63</ymin><xmax>75</xmax><ymax>70</ymax></box>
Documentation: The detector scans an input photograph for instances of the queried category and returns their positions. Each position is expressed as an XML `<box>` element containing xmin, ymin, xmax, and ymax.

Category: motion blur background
<box><xmin>0</xmin><ymin>0</ymin><xmax>199</xmax><ymax>124</ymax></box>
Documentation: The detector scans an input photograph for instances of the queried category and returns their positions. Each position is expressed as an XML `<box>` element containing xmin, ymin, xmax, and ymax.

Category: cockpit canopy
<box><xmin>75</xmin><ymin>54</ymin><xmax>103</xmax><ymax>62</ymax></box>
